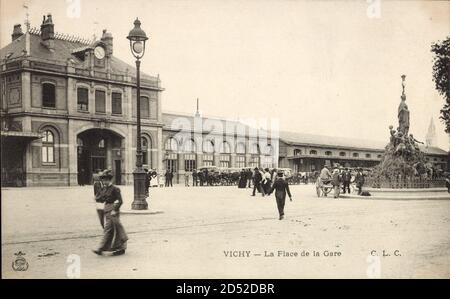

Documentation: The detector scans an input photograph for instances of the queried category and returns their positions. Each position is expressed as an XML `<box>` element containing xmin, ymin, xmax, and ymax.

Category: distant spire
<box><xmin>426</xmin><ymin>117</ymin><xmax>437</xmax><ymax>147</ymax></box>
<box><xmin>195</xmin><ymin>98</ymin><xmax>200</xmax><ymax>117</ymax></box>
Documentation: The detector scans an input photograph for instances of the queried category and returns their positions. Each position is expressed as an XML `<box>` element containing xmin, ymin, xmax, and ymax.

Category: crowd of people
<box><xmin>318</xmin><ymin>164</ymin><xmax>366</xmax><ymax>198</ymax></box>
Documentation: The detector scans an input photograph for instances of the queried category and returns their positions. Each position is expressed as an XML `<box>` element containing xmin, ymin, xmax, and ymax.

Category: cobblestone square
<box><xmin>2</xmin><ymin>185</ymin><xmax>450</xmax><ymax>278</ymax></box>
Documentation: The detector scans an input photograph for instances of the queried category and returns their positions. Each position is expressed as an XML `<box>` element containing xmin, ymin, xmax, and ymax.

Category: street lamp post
<box><xmin>127</xmin><ymin>18</ymin><xmax>149</xmax><ymax>210</ymax></box>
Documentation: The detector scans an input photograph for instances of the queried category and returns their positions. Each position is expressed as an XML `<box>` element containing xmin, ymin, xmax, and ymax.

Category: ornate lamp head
<box><xmin>127</xmin><ymin>18</ymin><xmax>148</xmax><ymax>60</ymax></box>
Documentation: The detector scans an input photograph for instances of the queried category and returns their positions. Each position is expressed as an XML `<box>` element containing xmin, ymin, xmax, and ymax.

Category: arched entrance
<box><xmin>77</xmin><ymin>128</ymin><xmax>124</xmax><ymax>185</ymax></box>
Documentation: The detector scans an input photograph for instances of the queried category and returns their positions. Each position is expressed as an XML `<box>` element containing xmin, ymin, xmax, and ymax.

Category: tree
<box><xmin>431</xmin><ymin>37</ymin><xmax>450</xmax><ymax>133</ymax></box>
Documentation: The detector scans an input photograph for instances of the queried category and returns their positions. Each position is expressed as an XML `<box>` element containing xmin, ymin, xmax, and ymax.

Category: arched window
<box><xmin>183</xmin><ymin>139</ymin><xmax>196</xmax><ymax>153</ymax></box>
<box><xmin>98</xmin><ymin>139</ymin><xmax>105</xmax><ymax>148</ymax></box>
<box><xmin>249</xmin><ymin>143</ymin><xmax>259</xmax><ymax>154</ymax></box>
<box><xmin>203</xmin><ymin>139</ymin><xmax>214</xmax><ymax>153</ymax></box>
<box><xmin>77</xmin><ymin>138</ymin><xmax>83</xmax><ymax>147</ymax></box>
<box><xmin>309</xmin><ymin>150</ymin><xmax>317</xmax><ymax>155</ymax></box>
<box><xmin>377</xmin><ymin>154</ymin><xmax>382</xmax><ymax>159</ymax></box>
<box><xmin>339</xmin><ymin>152</ymin><xmax>346</xmax><ymax>157</ymax></box>
<box><xmin>42</xmin><ymin>130</ymin><xmax>55</xmax><ymax>163</ymax></box>
<box><xmin>265</xmin><ymin>144</ymin><xmax>273</xmax><ymax>156</ymax></box>
<box><xmin>325</xmin><ymin>151</ymin><xmax>332</xmax><ymax>156</ymax></box>
<box><xmin>220</xmin><ymin>141</ymin><xmax>231</xmax><ymax>154</ymax></box>
<box><xmin>236</xmin><ymin>142</ymin><xmax>246</xmax><ymax>154</ymax></box>
<box><xmin>353</xmin><ymin>153</ymin><xmax>359</xmax><ymax>158</ymax></box>
<box><xmin>165</xmin><ymin>137</ymin><xmax>178</xmax><ymax>152</ymax></box>
<box><xmin>42</xmin><ymin>83</ymin><xmax>56</xmax><ymax>108</ymax></box>
<box><xmin>294</xmin><ymin>149</ymin><xmax>302</xmax><ymax>156</ymax></box>
<box><xmin>365</xmin><ymin>153</ymin><xmax>371</xmax><ymax>158</ymax></box>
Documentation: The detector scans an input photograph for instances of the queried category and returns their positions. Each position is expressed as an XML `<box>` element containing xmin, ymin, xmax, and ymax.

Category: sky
<box><xmin>1</xmin><ymin>0</ymin><xmax>449</xmax><ymax>149</ymax></box>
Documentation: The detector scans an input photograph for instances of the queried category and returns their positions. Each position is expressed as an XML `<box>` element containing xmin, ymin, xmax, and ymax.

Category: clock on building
<box><xmin>94</xmin><ymin>46</ymin><xmax>105</xmax><ymax>60</ymax></box>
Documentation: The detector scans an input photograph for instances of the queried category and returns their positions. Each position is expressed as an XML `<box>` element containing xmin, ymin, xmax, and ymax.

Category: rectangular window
<box><xmin>185</xmin><ymin>154</ymin><xmax>196</xmax><ymax>172</ymax></box>
<box><xmin>42</xmin><ymin>83</ymin><xmax>56</xmax><ymax>108</ymax></box>
<box><xmin>141</xmin><ymin>96</ymin><xmax>150</xmax><ymax>119</ymax></box>
<box><xmin>219</xmin><ymin>161</ymin><xmax>230</xmax><ymax>168</ymax></box>
<box><xmin>111</xmin><ymin>92</ymin><xmax>122</xmax><ymax>115</ymax></box>
<box><xmin>220</xmin><ymin>155</ymin><xmax>230</xmax><ymax>168</ymax></box>
<box><xmin>77</xmin><ymin>88</ymin><xmax>89</xmax><ymax>111</ymax></box>
<box><xmin>203</xmin><ymin>154</ymin><xmax>213</xmax><ymax>167</ymax></box>
<box><xmin>166</xmin><ymin>159</ymin><xmax>177</xmax><ymax>173</ymax></box>
<box><xmin>249</xmin><ymin>156</ymin><xmax>259</xmax><ymax>168</ymax></box>
<box><xmin>95</xmin><ymin>90</ymin><xmax>106</xmax><ymax>113</ymax></box>
<box><xmin>236</xmin><ymin>155</ymin><xmax>246</xmax><ymax>168</ymax></box>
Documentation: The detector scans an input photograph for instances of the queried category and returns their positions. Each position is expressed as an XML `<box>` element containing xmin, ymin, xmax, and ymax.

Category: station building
<box><xmin>1</xmin><ymin>16</ymin><xmax>448</xmax><ymax>187</ymax></box>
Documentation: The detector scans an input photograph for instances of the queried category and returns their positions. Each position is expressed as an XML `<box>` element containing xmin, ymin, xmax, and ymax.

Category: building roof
<box><xmin>279</xmin><ymin>130</ymin><xmax>448</xmax><ymax>156</ymax></box>
<box><xmin>162</xmin><ymin>112</ymin><xmax>274</xmax><ymax>139</ymax></box>
<box><xmin>0</xmin><ymin>31</ymin><xmax>157</xmax><ymax>82</ymax></box>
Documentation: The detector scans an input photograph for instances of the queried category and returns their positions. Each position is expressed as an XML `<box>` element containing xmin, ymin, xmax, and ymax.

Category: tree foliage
<box><xmin>431</xmin><ymin>37</ymin><xmax>450</xmax><ymax>133</ymax></box>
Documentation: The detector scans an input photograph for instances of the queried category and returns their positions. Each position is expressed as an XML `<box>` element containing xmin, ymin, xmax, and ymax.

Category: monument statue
<box><xmin>397</xmin><ymin>75</ymin><xmax>410</xmax><ymax>136</ymax></box>
<box><xmin>371</xmin><ymin>74</ymin><xmax>429</xmax><ymax>185</ymax></box>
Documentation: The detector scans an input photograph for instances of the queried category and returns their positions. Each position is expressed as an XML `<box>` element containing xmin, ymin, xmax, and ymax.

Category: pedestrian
<box><xmin>342</xmin><ymin>167</ymin><xmax>351</xmax><ymax>194</ymax></box>
<box><xmin>355</xmin><ymin>167</ymin><xmax>365</xmax><ymax>195</ymax></box>
<box><xmin>169</xmin><ymin>170</ymin><xmax>174</xmax><ymax>186</ymax></box>
<box><xmin>93</xmin><ymin>170</ymin><xmax>128</xmax><ymax>256</ymax></box>
<box><xmin>251</xmin><ymin>168</ymin><xmax>264</xmax><ymax>197</ymax></box>
<box><xmin>246</xmin><ymin>169</ymin><xmax>252</xmax><ymax>188</ymax></box>
<box><xmin>319</xmin><ymin>164</ymin><xmax>331</xmax><ymax>197</ymax></box>
<box><xmin>331</xmin><ymin>168</ymin><xmax>341</xmax><ymax>198</ymax></box>
<box><xmin>238</xmin><ymin>169</ymin><xmax>247</xmax><ymax>188</ymax></box>
<box><xmin>164</xmin><ymin>169</ymin><xmax>170</xmax><ymax>187</ymax></box>
<box><xmin>262</xmin><ymin>168</ymin><xmax>272</xmax><ymax>194</ymax></box>
<box><xmin>184</xmin><ymin>171</ymin><xmax>190</xmax><ymax>187</ymax></box>
<box><xmin>192</xmin><ymin>169</ymin><xmax>198</xmax><ymax>186</ymax></box>
<box><xmin>199</xmin><ymin>170</ymin><xmax>204</xmax><ymax>186</ymax></box>
<box><xmin>144</xmin><ymin>168</ymin><xmax>150</xmax><ymax>197</ymax></box>
<box><xmin>268</xmin><ymin>170</ymin><xmax>292</xmax><ymax>220</ymax></box>
<box><xmin>93</xmin><ymin>170</ymin><xmax>105</xmax><ymax>228</ymax></box>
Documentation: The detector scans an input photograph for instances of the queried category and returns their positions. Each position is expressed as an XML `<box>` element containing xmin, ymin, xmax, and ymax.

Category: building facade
<box><xmin>1</xmin><ymin>16</ymin><xmax>448</xmax><ymax>187</ymax></box>
<box><xmin>1</xmin><ymin>16</ymin><xmax>163</xmax><ymax>187</ymax></box>
<box><xmin>278</xmin><ymin>131</ymin><xmax>448</xmax><ymax>172</ymax></box>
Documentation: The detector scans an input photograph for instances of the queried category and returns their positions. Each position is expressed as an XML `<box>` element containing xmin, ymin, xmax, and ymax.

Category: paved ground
<box><xmin>2</xmin><ymin>184</ymin><xmax>450</xmax><ymax>278</ymax></box>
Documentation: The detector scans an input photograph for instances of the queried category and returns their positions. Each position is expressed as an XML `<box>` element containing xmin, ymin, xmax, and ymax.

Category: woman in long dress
<box><xmin>93</xmin><ymin>170</ymin><xmax>128</xmax><ymax>256</ymax></box>
<box><xmin>238</xmin><ymin>169</ymin><xmax>247</xmax><ymax>188</ymax></box>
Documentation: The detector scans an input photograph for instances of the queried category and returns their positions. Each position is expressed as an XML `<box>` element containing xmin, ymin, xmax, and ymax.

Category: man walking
<box><xmin>268</xmin><ymin>170</ymin><xmax>292</xmax><ymax>220</ymax></box>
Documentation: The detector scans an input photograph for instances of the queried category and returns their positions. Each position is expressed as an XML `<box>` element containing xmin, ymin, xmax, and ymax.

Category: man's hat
<box><xmin>254</xmin><ymin>167</ymin><xmax>259</xmax><ymax>171</ymax></box>
<box><xmin>100</xmin><ymin>169</ymin><xmax>113</xmax><ymax>179</ymax></box>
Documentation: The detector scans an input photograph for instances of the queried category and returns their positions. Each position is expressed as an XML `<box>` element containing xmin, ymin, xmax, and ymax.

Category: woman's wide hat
<box><xmin>100</xmin><ymin>169</ymin><xmax>114</xmax><ymax>179</ymax></box>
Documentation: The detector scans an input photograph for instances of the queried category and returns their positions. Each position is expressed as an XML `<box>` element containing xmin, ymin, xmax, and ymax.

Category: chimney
<box><xmin>101</xmin><ymin>29</ymin><xmax>113</xmax><ymax>56</ymax></box>
<box><xmin>12</xmin><ymin>24</ymin><xmax>24</xmax><ymax>41</ymax></box>
<box><xmin>40</xmin><ymin>13</ymin><xmax>55</xmax><ymax>50</ymax></box>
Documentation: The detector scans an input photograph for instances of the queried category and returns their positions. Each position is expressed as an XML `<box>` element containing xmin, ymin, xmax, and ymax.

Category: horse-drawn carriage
<box><xmin>315</xmin><ymin>177</ymin><xmax>334</xmax><ymax>197</ymax></box>
<box><xmin>198</xmin><ymin>166</ymin><xmax>241</xmax><ymax>186</ymax></box>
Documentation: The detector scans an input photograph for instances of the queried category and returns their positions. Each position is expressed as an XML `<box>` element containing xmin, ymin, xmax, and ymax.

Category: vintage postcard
<box><xmin>1</xmin><ymin>0</ymin><xmax>449</xmax><ymax>282</ymax></box>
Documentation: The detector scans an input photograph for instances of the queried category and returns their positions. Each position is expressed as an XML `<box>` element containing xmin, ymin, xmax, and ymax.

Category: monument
<box><xmin>364</xmin><ymin>75</ymin><xmax>446</xmax><ymax>194</ymax></box>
